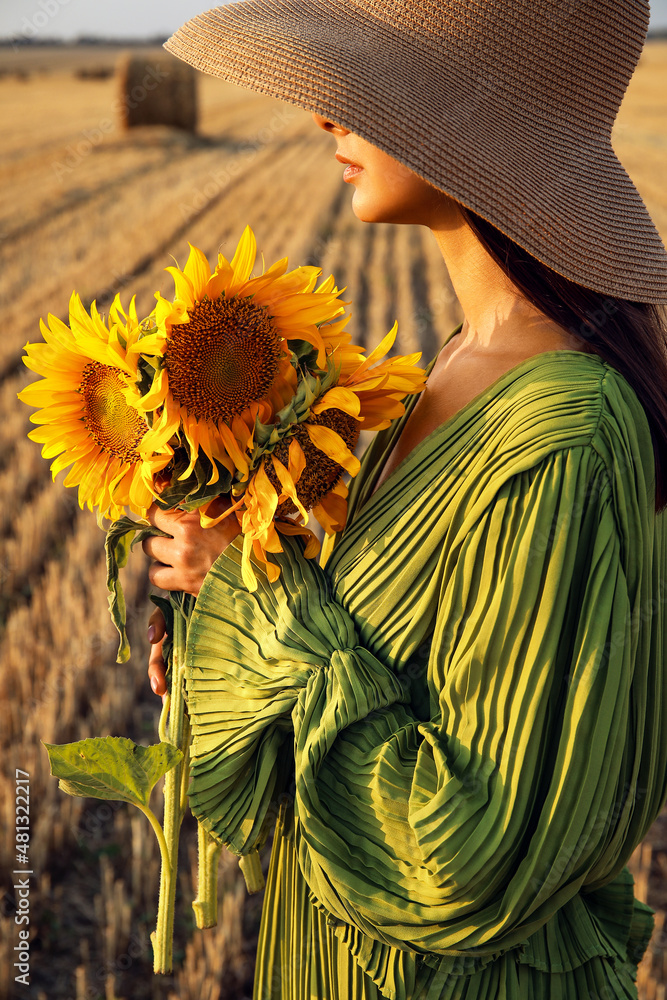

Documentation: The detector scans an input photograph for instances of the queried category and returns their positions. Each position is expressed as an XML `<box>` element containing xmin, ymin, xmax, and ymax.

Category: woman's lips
<box><xmin>335</xmin><ymin>152</ymin><xmax>363</xmax><ymax>181</ymax></box>
<box><xmin>343</xmin><ymin>164</ymin><xmax>363</xmax><ymax>181</ymax></box>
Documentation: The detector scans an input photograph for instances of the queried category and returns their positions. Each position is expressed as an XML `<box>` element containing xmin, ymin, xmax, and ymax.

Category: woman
<box><xmin>143</xmin><ymin>0</ymin><xmax>667</xmax><ymax>996</ymax></box>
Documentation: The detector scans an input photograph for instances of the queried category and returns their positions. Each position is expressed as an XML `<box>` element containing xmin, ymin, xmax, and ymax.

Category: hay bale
<box><xmin>116</xmin><ymin>53</ymin><xmax>197</xmax><ymax>132</ymax></box>
<box><xmin>75</xmin><ymin>66</ymin><xmax>114</xmax><ymax>81</ymax></box>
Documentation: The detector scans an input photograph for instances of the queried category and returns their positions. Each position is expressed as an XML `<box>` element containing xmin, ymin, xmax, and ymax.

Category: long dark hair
<box><xmin>458</xmin><ymin>205</ymin><xmax>667</xmax><ymax>514</ymax></box>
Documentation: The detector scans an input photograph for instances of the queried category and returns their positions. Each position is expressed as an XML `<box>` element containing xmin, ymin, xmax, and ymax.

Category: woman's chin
<box><xmin>350</xmin><ymin>194</ymin><xmax>396</xmax><ymax>225</ymax></box>
<box><xmin>349</xmin><ymin>188</ymin><xmax>425</xmax><ymax>226</ymax></box>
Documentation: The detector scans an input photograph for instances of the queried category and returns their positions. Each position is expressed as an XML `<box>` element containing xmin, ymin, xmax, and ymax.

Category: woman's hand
<box><xmin>143</xmin><ymin>498</ymin><xmax>241</xmax><ymax>698</ymax></box>
<box><xmin>142</xmin><ymin>500</ymin><xmax>241</xmax><ymax>597</ymax></box>
<box><xmin>147</xmin><ymin>606</ymin><xmax>169</xmax><ymax>698</ymax></box>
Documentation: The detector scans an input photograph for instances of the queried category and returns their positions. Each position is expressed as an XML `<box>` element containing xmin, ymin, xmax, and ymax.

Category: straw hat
<box><xmin>165</xmin><ymin>0</ymin><xmax>667</xmax><ymax>304</ymax></box>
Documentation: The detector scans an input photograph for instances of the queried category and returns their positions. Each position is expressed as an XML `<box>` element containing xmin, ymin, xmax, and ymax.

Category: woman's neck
<box><xmin>429</xmin><ymin>208</ymin><xmax>586</xmax><ymax>355</ymax></box>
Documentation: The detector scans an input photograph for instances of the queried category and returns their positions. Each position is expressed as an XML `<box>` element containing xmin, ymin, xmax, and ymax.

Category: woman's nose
<box><xmin>311</xmin><ymin>111</ymin><xmax>350</xmax><ymax>135</ymax></box>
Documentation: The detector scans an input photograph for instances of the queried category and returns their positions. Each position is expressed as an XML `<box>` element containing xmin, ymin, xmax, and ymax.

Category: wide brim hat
<box><xmin>165</xmin><ymin>0</ymin><xmax>667</xmax><ymax>304</ymax></box>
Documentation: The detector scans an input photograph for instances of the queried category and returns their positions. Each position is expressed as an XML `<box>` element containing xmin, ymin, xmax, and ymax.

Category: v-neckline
<box><xmin>355</xmin><ymin>324</ymin><xmax>602</xmax><ymax>518</ymax></box>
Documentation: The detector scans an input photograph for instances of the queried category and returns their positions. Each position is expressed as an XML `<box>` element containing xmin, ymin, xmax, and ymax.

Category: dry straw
<box><xmin>165</xmin><ymin>0</ymin><xmax>667</xmax><ymax>303</ymax></box>
<box><xmin>117</xmin><ymin>53</ymin><xmax>197</xmax><ymax>132</ymax></box>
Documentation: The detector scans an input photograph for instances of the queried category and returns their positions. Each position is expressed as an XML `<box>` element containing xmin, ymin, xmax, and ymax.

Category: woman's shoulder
<box><xmin>349</xmin><ymin>348</ymin><xmax>653</xmax><ymax>535</ymax></box>
<box><xmin>486</xmin><ymin>349</ymin><xmax>651</xmax><ymax>462</ymax></box>
<box><xmin>459</xmin><ymin>351</ymin><xmax>655</xmax><ymax>525</ymax></box>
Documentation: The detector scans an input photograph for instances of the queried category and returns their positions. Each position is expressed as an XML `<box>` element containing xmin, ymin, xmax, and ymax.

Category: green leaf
<box><xmin>106</xmin><ymin>517</ymin><xmax>142</xmax><ymax>663</ymax></box>
<box><xmin>150</xmin><ymin>593</ymin><xmax>175</xmax><ymax>676</ymax></box>
<box><xmin>135</xmin><ymin>354</ymin><xmax>159</xmax><ymax>396</ymax></box>
<box><xmin>289</xmin><ymin>339</ymin><xmax>321</xmax><ymax>372</ymax></box>
<box><xmin>42</xmin><ymin>736</ymin><xmax>183</xmax><ymax>808</ymax></box>
<box><xmin>153</xmin><ymin>450</ymin><xmax>233</xmax><ymax>512</ymax></box>
<box><xmin>105</xmin><ymin>517</ymin><xmax>171</xmax><ymax>663</ymax></box>
<box><xmin>150</xmin><ymin>593</ymin><xmax>174</xmax><ymax>631</ymax></box>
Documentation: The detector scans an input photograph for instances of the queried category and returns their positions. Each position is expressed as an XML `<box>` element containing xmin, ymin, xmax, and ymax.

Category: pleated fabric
<box><xmin>184</xmin><ymin>324</ymin><xmax>667</xmax><ymax>999</ymax></box>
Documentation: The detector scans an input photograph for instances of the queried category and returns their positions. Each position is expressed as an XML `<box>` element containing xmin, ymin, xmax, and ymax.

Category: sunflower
<box><xmin>266</xmin><ymin>320</ymin><xmax>425</xmax><ymax>529</ymax></box>
<box><xmin>135</xmin><ymin>226</ymin><xmax>349</xmax><ymax>483</ymax></box>
<box><xmin>18</xmin><ymin>292</ymin><xmax>161</xmax><ymax>521</ymax></box>
<box><xmin>210</xmin><ymin>322</ymin><xmax>426</xmax><ymax>589</ymax></box>
<box><xmin>317</xmin><ymin>307</ymin><xmax>426</xmax><ymax>430</ymax></box>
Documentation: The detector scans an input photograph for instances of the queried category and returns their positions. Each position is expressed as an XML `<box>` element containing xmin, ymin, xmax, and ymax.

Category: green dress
<box><xmin>184</xmin><ymin>323</ymin><xmax>667</xmax><ymax>999</ymax></box>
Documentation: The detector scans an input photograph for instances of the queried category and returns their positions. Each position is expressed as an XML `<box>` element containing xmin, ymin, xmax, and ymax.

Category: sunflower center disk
<box><xmin>269</xmin><ymin>409</ymin><xmax>360</xmax><ymax>514</ymax></box>
<box><xmin>165</xmin><ymin>296</ymin><xmax>283</xmax><ymax>423</ymax></box>
<box><xmin>80</xmin><ymin>362</ymin><xmax>145</xmax><ymax>462</ymax></box>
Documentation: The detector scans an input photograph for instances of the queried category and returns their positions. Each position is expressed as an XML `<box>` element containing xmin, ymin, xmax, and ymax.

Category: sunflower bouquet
<box><xmin>19</xmin><ymin>225</ymin><xmax>426</xmax><ymax>972</ymax></box>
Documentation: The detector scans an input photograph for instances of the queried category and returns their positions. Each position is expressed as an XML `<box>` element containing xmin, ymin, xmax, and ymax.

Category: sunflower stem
<box><xmin>192</xmin><ymin>822</ymin><xmax>223</xmax><ymax>929</ymax></box>
<box><xmin>151</xmin><ymin>605</ymin><xmax>189</xmax><ymax>974</ymax></box>
<box><xmin>137</xmin><ymin>803</ymin><xmax>171</xmax><ymax>877</ymax></box>
<box><xmin>239</xmin><ymin>849</ymin><xmax>265</xmax><ymax>893</ymax></box>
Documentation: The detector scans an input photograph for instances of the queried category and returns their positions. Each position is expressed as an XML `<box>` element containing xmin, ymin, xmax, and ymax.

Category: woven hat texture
<box><xmin>165</xmin><ymin>0</ymin><xmax>667</xmax><ymax>304</ymax></box>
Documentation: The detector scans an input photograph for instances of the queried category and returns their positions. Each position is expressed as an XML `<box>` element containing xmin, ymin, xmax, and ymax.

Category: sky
<box><xmin>0</xmin><ymin>0</ymin><xmax>221</xmax><ymax>42</ymax></box>
<box><xmin>1</xmin><ymin>0</ymin><xmax>667</xmax><ymax>42</ymax></box>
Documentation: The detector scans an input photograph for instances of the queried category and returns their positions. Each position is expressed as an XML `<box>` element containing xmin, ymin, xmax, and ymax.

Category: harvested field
<box><xmin>0</xmin><ymin>40</ymin><xmax>666</xmax><ymax>1000</ymax></box>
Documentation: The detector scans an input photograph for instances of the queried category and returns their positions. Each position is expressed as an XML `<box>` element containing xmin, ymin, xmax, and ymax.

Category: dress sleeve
<box><xmin>184</xmin><ymin>442</ymin><xmax>645</xmax><ymax>959</ymax></box>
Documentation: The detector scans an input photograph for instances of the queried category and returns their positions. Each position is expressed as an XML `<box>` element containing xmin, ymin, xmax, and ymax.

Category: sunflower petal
<box><xmin>311</xmin><ymin>386</ymin><xmax>361</xmax><ymax>418</ymax></box>
<box><xmin>274</xmin><ymin>519</ymin><xmax>320</xmax><ymax>558</ymax></box>
<box><xmin>362</xmin><ymin>321</ymin><xmax>399</xmax><ymax>370</ymax></box>
<box><xmin>241</xmin><ymin>534</ymin><xmax>259</xmax><ymax>592</ymax></box>
<box><xmin>208</xmin><ymin>257</ymin><xmax>235</xmax><ymax>298</ymax></box>
<box><xmin>183</xmin><ymin>243</ymin><xmax>212</xmax><ymax>299</ymax></box>
<box><xmin>319</xmin><ymin>529</ymin><xmax>337</xmax><ymax>568</ymax></box>
<box><xmin>313</xmin><ymin>489</ymin><xmax>348</xmax><ymax>533</ymax></box>
<box><xmin>250</xmin><ymin>462</ymin><xmax>279</xmax><ymax>528</ymax></box>
<box><xmin>271</xmin><ymin>455</ymin><xmax>308</xmax><ymax>522</ymax></box>
<box><xmin>304</xmin><ymin>423</ymin><xmax>360</xmax><ymax>477</ymax></box>
<box><xmin>218</xmin><ymin>423</ymin><xmax>250</xmax><ymax>478</ymax></box>
<box><xmin>228</xmin><ymin>225</ymin><xmax>257</xmax><ymax>293</ymax></box>
<box><xmin>136</xmin><ymin>367</ymin><xmax>168</xmax><ymax>412</ymax></box>
<box><xmin>165</xmin><ymin>266</ymin><xmax>195</xmax><ymax>309</ymax></box>
<box><xmin>288</xmin><ymin>437</ymin><xmax>306</xmax><ymax>485</ymax></box>
<box><xmin>199</xmin><ymin>495</ymin><xmax>244</xmax><ymax>528</ymax></box>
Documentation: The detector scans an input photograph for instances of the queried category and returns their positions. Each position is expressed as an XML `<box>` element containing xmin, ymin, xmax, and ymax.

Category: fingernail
<box><xmin>147</xmin><ymin>625</ymin><xmax>156</xmax><ymax>643</ymax></box>
<box><xmin>151</xmin><ymin>676</ymin><xmax>159</xmax><ymax>694</ymax></box>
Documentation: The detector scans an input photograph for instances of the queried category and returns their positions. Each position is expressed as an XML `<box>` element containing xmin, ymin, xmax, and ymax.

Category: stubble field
<box><xmin>0</xmin><ymin>40</ymin><xmax>666</xmax><ymax>1000</ymax></box>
